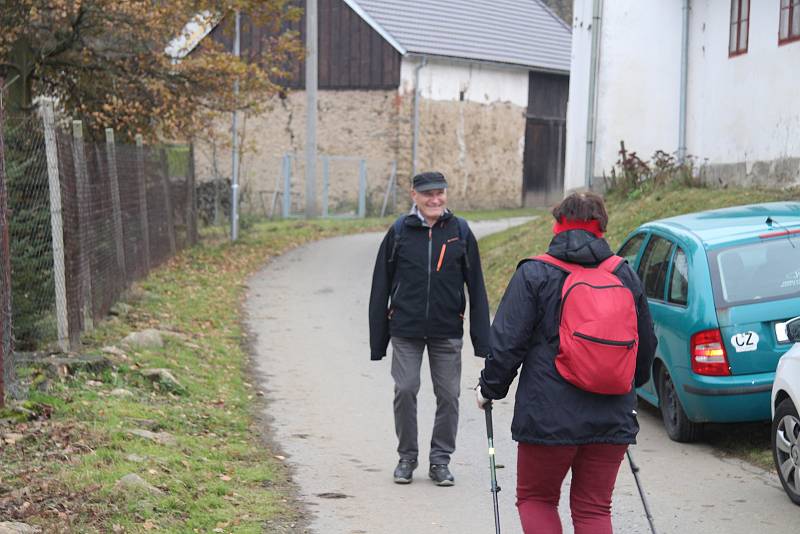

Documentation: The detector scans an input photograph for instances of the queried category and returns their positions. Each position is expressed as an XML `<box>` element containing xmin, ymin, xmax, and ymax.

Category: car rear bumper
<box><xmin>679</xmin><ymin>371</ymin><xmax>774</xmax><ymax>423</ymax></box>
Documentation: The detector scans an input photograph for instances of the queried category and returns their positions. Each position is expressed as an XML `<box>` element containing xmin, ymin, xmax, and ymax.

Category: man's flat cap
<box><xmin>412</xmin><ymin>172</ymin><xmax>447</xmax><ymax>192</ymax></box>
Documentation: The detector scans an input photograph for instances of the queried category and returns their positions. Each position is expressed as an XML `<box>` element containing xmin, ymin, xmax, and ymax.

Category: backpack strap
<box><xmin>456</xmin><ymin>217</ymin><xmax>469</xmax><ymax>241</ymax></box>
<box><xmin>598</xmin><ymin>255</ymin><xmax>624</xmax><ymax>273</ymax></box>
<box><xmin>530</xmin><ymin>253</ymin><xmax>576</xmax><ymax>273</ymax></box>
<box><xmin>388</xmin><ymin>215</ymin><xmax>406</xmax><ymax>263</ymax></box>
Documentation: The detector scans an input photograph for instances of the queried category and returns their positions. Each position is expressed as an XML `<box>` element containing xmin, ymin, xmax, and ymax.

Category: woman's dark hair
<box><xmin>552</xmin><ymin>192</ymin><xmax>608</xmax><ymax>232</ymax></box>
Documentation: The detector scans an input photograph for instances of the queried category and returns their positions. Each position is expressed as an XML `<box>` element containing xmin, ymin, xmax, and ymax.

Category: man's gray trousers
<box><xmin>390</xmin><ymin>336</ymin><xmax>463</xmax><ymax>466</ymax></box>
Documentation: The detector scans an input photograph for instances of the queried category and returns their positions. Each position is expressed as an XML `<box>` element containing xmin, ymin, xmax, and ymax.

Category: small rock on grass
<box><xmin>0</xmin><ymin>523</ymin><xmax>41</xmax><ymax>534</ymax></box>
<box><xmin>110</xmin><ymin>388</ymin><xmax>134</xmax><ymax>397</ymax></box>
<box><xmin>122</xmin><ymin>329</ymin><xmax>164</xmax><ymax>349</ymax></box>
<box><xmin>139</xmin><ymin>368</ymin><xmax>185</xmax><ymax>393</ymax></box>
<box><xmin>128</xmin><ymin>429</ymin><xmax>177</xmax><ymax>447</ymax></box>
<box><xmin>115</xmin><ymin>473</ymin><xmax>163</xmax><ymax>495</ymax></box>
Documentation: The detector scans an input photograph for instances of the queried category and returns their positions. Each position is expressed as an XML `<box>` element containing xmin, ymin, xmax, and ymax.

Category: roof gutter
<box><xmin>584</xmin><ymin>0</ymin><xmax>603</xmax><ymax>190</ymax></box>
<box><xmin>404</xmin><ymin>51</ymin><xmax>569</xmax><ymax>75</ymax></box>
<box><xmin>677</xmin><ymin>0</ymin><xmax>690</xmax><ymax>164</ymax></box>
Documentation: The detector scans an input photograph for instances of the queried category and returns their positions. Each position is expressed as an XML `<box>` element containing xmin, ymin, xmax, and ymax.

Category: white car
<box><xmin>772</xmin><ymin>316</ymin><xmax>800</xmax><ymax>506</ymax></box>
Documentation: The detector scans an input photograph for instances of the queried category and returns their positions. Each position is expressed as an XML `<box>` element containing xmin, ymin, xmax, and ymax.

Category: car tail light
<box><xmin>691</xmin><ymin>329</ymin><xmax>731</xmax><ymax>376</ymax></box>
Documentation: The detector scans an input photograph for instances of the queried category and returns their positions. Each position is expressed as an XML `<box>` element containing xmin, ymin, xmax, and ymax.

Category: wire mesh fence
<box><xmin>0</xmin><ymin>98</ymin><xmax>198</xmax><ymax>403</ymax></box>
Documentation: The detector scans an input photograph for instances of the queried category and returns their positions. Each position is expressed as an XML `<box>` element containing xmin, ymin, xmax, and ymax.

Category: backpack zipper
<box><xmin>574</xmin><ymin>331</ymin><xmax>635</xmax><ymax>349</ymax></box>
<box><xmin>559</xmin><ymin>281</ymin><xmax>625</xmax><ymax>323</ymax></box>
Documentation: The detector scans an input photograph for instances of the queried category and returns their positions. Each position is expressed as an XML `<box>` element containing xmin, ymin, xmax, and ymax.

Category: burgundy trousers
<box><xmin>516</xmin><ymin>442</ymin><xmax>628</xmax><ymax>534</ymax></box>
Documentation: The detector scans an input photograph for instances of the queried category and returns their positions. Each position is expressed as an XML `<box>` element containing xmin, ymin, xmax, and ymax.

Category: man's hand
<box><xmin>475</xmin><ymin>384</ymin><xmax>490</xmax><ymax>410</ymax></box>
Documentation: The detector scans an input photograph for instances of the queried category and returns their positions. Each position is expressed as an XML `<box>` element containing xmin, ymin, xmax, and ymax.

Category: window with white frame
<box><xmin>729</xmin><ymin>0</ymin><xmax>750</xmax><ymax>56</ymax></box>
<box><xmin>780</xmin><ymin>0</ymin><xmax>800</xmax><ymax>44</ymax></box>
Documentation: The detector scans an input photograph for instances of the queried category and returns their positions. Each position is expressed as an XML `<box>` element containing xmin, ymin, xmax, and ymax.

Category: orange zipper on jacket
<box><xmin>436</xmin><ymin>243</ymin><xmax>447</xmax><ymax>271</ymax></box>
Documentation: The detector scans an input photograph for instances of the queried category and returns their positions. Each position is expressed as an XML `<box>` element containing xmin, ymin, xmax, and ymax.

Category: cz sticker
<box><xmin>731</xmin><ymin>331</ymin><xmax>759</xmax><ymax>352</ymax></box>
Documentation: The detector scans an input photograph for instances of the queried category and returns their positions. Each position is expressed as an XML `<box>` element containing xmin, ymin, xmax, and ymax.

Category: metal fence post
<box><xmin>71</xmin><ymin>120</ymin><xmax>93</xmax><ymax>331</ymax></box>
<box><xmin>134</xmin><ymin>134</ymin><xmax>151</xmax><ymax>273</ymax></box>
<box><xmin>358</xmin><ymin>159</ymin><xmax>367</xmax><ymax>218</ymax></box>
<box><xmin>0</xmin><ymin>79</ymin><xmax>12</xmax><ymax>404</ymax></box>
<box><xmin>41</xmin><ymin>100</ymin><xmax>70</xmax><ymax>352</ymax></box>
<box><xmin>105</xmin><ymin>128</ymin><xmax>127</xmax><ymax>283</ymax></box>
<box><xmin>322</xmin><ymin>155</ymin><xmax>329</xmax><ymax>218</ymax></box>
<box><xmin>159</xmin><ymin>148</ymin><xmax>177</xmax><ymax>255</ymax></box>
<box><xmin>282</xmin><ymin>154</ymin><xmax>291</xmax><ymax>218</ymax></box>
<box><xmin>380</xmin><ymin>161</ymin><xmax>397</xmax><ymax>218</ymax></box>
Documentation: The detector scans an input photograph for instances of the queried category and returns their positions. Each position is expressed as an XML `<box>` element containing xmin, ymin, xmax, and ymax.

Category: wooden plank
<box><xmin>359</xmin><ymin>12</ymin><xmax>371</xmax><ymax>87</ymax></box>
<box><xmin>338</xmin><ymin>0</ymin><xmax>350</xmax><ymax>87</ymax></box>
<box><xmin>319</xmin><ymin>0</ymin><xmax>331</xmax><ymax>87</ymax></box>
<box><xmin>329</xmin><ymin>0</ymin><xmax>341</xmax><ymax>88</ymax></box>
<box><xmin>369</xmin><ymin>27</ymin><xmax>382</xmax><ymax>86</ymax></box>
<box><xmin>349</xmin><ymin>5</ymin><xmax>360</xmax><ymax>87</ymax></box>
<box><xmin>382</xmin><ymin>40</ymin><xmax>396</xmax><ymax>86</ymax></box>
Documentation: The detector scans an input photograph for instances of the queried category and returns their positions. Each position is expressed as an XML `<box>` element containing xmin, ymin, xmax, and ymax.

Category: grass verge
<box><xmin>0</xmin><ymin>217</ymin><xmax>390</xmax><ymax>533</ymax></box>
<box><xmin>478</xmin><ymin>183</ymin><xmax>800</xmax><ymax>470</ymax></box>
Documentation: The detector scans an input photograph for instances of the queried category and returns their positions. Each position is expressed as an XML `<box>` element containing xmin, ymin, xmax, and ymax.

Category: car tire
<box><xmin>658</xmin><ymin>366</ymin><xmax>703</xmax><ymax>443</ymax></box>
<box><xmin>772</xmin><ymin>398</ymin><xmax>800</xmax><ymax>506</ymax></box>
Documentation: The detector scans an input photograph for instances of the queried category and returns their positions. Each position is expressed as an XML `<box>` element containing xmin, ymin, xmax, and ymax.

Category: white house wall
<box><xmin>399</xmin><ymin>56</ymin><xmax>529</xmax><ymax>106</ymax></box>
<box><xmin>565</xmin><ymin>0</ymin><xmax>683</xmax><ymax>193</ymax></box>
<box><xmin>398</xmin><ymin>56</ymin><xmax>530</xmax><ymax>207</ymax></box>
<box><xmin>566</xmin><ymin>0</ymin><xmax>800</xmax><ymax>193</ymax></box>
<box><xmin>688</xmin><ymin>1</ymin><xmax>800</xmax><ymax>186</ymax></box>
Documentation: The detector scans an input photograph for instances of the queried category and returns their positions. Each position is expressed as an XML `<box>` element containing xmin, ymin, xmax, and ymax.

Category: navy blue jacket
<box><xmin>369</xmin><ymin>211</ymin><xmax>491</xmax><ymax>360</ymax></box>
<box><xmin>479</xmin><ymin>230</ymin><xmax>657</xmax><ymax>445</ymax></box>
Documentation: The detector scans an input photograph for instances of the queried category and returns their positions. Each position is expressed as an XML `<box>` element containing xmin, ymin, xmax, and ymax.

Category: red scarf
<box><xmin>553</xmin><ymin>217</ymin><xmax>604</xmax><ymax>238</ymax></box>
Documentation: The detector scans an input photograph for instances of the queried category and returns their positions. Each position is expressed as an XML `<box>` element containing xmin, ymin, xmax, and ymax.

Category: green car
<box><xmin>618</xmin><ymin>202</ymin><xmax>800</xmax><ymax>442</ymax></box>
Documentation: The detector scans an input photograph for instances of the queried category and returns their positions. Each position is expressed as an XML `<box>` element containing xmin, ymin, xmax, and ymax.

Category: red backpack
<box><xmin>533</xmin><ymin>254</ymin><xmax>639</xmax><ymax>395</ymax></box>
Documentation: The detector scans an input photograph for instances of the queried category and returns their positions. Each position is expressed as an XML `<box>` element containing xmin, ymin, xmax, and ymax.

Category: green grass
<box><xmin>478</xmin><ymin>183</ymin><xmax>800</xmax><ymax>469</ymax></box>
<box><xmin>0</xmin><ymin>216</ymin><xmax>392</xmax><ymax>533</ymax></box>
<box><xmin>459</xmin><ymin>207</ymin><xmax>544</xmax><ymax>221</ymax></box>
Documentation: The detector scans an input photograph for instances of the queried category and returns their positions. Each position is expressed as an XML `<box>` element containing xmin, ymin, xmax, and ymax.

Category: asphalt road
<box><xmin>246</xmin><ymin>219</ymin><xmax>797</xmax><ymax>534</ymax></box>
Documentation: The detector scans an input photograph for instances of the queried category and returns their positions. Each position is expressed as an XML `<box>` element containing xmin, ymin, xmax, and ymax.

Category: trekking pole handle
<box><xmin>484</xmin><ymin>400</ymin><xmax>494</xmax><ymax>437</ymax></box>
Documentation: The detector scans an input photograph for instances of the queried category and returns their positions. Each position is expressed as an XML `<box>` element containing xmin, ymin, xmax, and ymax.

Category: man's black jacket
<box><xmin>479</xmin><ymin>230</ymin><xmax>657</xmax><ymax>445</ymax></box>
<box><xmin>369</xmin><ymin>211</ymin><xmax>491</xmax><ymax>360</ymax></box>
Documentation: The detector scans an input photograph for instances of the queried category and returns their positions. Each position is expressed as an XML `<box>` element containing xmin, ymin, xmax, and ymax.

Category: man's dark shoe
<box><xmin>393</xmin><ymin>459</ymin><xmax>418</xmax><ymax>484</ymax></box>
<box><xmin>428</xmin><ymin>464</ymin><xmax>455</xmax><ymax>486</ymax></box>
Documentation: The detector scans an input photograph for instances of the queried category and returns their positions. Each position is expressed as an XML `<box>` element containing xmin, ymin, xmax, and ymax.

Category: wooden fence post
<box><xmin>186</xmin><ymin>143</ymin><xmax>198</xmax><ymax>246</ymax></box>
<box><xmin>135</xmin><ymin>135</ymin><xmax>151</xmax><ymax>272</ymax></box>
<box><xmin>159</xmin><ymin>148</ymin><xmax>177</xmax><ymax>255</ymax></box>
<box><xmin>104</xmin><ymin>128</ymin><xmax>127</xmax><ymax>283</ymax></box>
<box><xmin>40</xmin><ymin>99</ymin><xmax>70</xmax><ymax>352</ymax></box>
<box><xmin>71</xmin><ymin>120</ymin><xmax>93</xmax><ymax>331</ymax></box>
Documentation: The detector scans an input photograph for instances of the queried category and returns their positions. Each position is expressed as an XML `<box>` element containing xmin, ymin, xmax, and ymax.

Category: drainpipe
<box><xmin>584</xmin><ymin>0</ymin><xmax>603</xmax><ymax>190</ymax></box>
<box><xmin>411</xmin><ymin>56</ymin><xmax>428</xmax><ymax>178</ymax></box>
<box><xmin>677</xmin><ymin>0</ymin><xmax>690</xmax><ymax>164</ymax></box>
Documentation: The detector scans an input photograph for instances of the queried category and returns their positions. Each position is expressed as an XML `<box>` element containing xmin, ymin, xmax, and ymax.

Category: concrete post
<box><xmin>40</xmin><ymin>100</ymin><xmax>69</xmax><ymax>352</ymax></box>
<box><xmin>358</xmin><ymin>159</ymin><xmax>367</xmax><ymax>218</ymax></box>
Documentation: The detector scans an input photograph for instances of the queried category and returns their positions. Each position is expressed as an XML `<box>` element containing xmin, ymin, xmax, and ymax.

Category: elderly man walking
<box><xmin>369</xmin><ymin>171</ymin><xmax>491</xmax><ymax>486</ymax></box>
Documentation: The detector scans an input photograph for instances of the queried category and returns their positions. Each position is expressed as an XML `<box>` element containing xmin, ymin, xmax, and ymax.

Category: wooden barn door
<box><xmin>523</xmin><ymin>71</ymin><xmax>569</xmax><ymax>207</ymax></box>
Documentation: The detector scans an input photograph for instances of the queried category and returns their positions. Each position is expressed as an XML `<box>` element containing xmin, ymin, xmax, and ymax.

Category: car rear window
<box><xmin>710</xmin><ymin>237</ymin><xmax>800</xmax><ymax>306</ymax></box>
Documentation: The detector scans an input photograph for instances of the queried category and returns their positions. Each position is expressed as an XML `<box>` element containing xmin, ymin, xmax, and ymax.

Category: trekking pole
<box><xmin>484</xmin><ymin>401</ymin><xmax>501</xmax><ymax>534</ymax></box>
<box><xmin>627</xmin><ymin>449</ymin><xmax>657</xmax><ymax>534</ymax></box>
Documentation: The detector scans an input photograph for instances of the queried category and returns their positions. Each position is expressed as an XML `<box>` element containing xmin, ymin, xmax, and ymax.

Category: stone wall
<box><xmin>410</xmin><ymin>98</ymin><xmax>526</xmax><ymax>210</ymax></box>
<box><xmin>194</xmin><ymin>89</ymin><xmax>403</xmax><ymax>217</ymax></box>
<box><xmin>194</xmin><ymin>87</ymin><xmax>526</xmax><ymax>216</ymax></box>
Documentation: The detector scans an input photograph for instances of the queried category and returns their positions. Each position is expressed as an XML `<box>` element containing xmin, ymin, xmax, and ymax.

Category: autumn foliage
<box><xmin>0</xmin><ymin>0</ymin><xmax>303</xmax><ymax>141</ymax></box>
